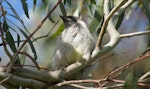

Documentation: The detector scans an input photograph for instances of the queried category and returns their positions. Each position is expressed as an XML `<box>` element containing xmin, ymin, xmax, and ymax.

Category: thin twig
<box><xmin>52</xmin><ymin>79</ymin><xmax>105</xmax><ymax>88</ymax></box>
<box><xmin>120</xmin><ymin>30</ymin><xmax>150</xmax><ymax>38</ymax></box>
<box><xmin>105</xmin><ymin>51</ymin><xmax>150</xmax><ymax>79</ymax></box>
<box><xmin>69</xmin><ymin>84</ymin><xmax>94</xmax><ymax>89</ymax></box>
<box><xmin>108</xmin><ymin>79</ymin><xmax>150</xmax><ymax>88</ymax></box>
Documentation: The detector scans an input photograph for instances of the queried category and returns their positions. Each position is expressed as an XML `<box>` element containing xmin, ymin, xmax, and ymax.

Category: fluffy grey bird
<box><xmin>51</xmin><ymin>16</ymin><xmax>96</xmax><ymax>79</ymax></box>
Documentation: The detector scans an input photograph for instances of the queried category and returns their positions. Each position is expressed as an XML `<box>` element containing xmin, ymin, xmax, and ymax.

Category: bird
<box><xmin>50</xmin><ymin>16</ymin><xmax>96</xmax><ymax>79</ymax></box>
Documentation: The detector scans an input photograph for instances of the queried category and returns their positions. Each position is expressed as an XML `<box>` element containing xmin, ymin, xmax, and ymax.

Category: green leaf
<box><xmin>47</xmin><ymin>4</ymin><xmax>55</xmax><ymax>23</ymax></box>
<box><xmin>48</xmin><ymin>16</ymin><xmax>55</xmax><ymax>23</ymax></box>
<box><xmin>17</xmin><ymin>34</ymin><xmax>20</xmax><ymax>47</ymax></box>
<box><xmin>33</xmin><ymin>0</ymin><xmax>37</xmax><ymax>12</ymax></box>
<box><xmin>21</xmin><ymin>0</ymin><xmax>29</xmax><ymax>18</ymax></box>
<box><xmin>20</xmin><ymin>47</ymin><xmax>27</xmax><ymax>64</ymax></box>
<box><xmin>142</xmin><ymin>0</ymin><xmax>150</xmax><ymax>24</ymax></box>
<box><xmin>91</xmin><ymin>0</ymin><xmax>96</xmax><ymax>4</ymax></box>
<box><xmin>59</xmin><ymin>2</ymin><xmax>67</xmax><ymax>16</ymax></box>
<box><xmin>64</xmin><ymin>0</ymin><xmax>66</xmax><ymax>5</ymax></box>
<box><xmin>110</xmin><ymin>0</ymin><xmax>114</xmax><ymax>10</ymax></box>
<box><xmin>97</xmin><ymin>17</ymin><xmax>104</xmax><ymax>35</ymax></box>
<box><xmin>19</xmin><ymin>30</ymin><xmax>37</xmax><ymax>60</ymax></box>
<box><xmin>6</xmin><ymin>1</ymin><xmax>30</xmax><ymax>35</ymax></box>
<box><xmin>115</xmin><ymin>11</ymin><xmax>125</xmax><ymax>30</ymax></box>
<box><xmin>6</xmin><ymin>18</ymin><xmax>23</xmax><ymax>34</ymax></box>
<box><xmin>89</xmin><ymin>0</ymin><xmax>104</xmax><ymax>32</ymax></box>
<box><xmin>6</xmin><ymin>31</ymin><xmax>17</xmax><ymax>53</ymax></box>
<box><xmin>42</xmin><ymin>0</ymin><xmax>46</xmax><ymax>4</ymax></box>
<box><xmin>124</xmin><ymin>70</ymin><xmax>138</xmax><ymax>89</ymax></box>
<box><xmin>66</xmin><ymin>0</ymin><xmax>71</xmax><ymax>7</ymax></box>
<box><xmin>3</xmin><ymin>19</ymin><xmax>9</xmax><ymax>32</ymax></box>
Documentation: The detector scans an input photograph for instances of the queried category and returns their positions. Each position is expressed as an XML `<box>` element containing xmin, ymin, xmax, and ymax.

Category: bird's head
<box><xmin>60</xmin><ymin>16</ymin><xmax>87</xmax><ymax>30</ymax></box>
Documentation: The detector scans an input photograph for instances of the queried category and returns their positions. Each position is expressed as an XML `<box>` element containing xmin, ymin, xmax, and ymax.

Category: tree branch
<box><xmin>113</xmin><ymin>0</ymin><xmax>136</xmax><ymax>19</ymax></box>
<box><xmin>0</xmin><ymin>51</ymin><xmax>149</xmax><ymax>88</ymax></box>
<box><xmin>0</xmin><ymin>71</ymin><xmax>46</xmax><ymax>89</ymax></box>
<box><xmin>120</xmin><ymin>30</ymin><xmax>150</xmax><ymax>38</ymax></box>
<box><xmin>139</xmin><ymin>71</ymin><xmax>150</xmax><ymax>80</ymax></box>
<box><xmin>95</xmin><ymin>0</ymin><xmax>126</xmax><ymax>49</ymax></box>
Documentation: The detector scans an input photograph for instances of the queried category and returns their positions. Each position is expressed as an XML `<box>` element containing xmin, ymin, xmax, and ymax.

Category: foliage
<box><xmin>0</xmin><ymin>0</ymin><xmax>150</xmax><ymax>89</ymax></box>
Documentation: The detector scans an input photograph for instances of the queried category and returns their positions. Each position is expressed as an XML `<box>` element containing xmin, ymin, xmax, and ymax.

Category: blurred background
<box><xmin>0</xmin><ymin>0</ymin><xmax>150</xmax><ymax>88</ymax></box>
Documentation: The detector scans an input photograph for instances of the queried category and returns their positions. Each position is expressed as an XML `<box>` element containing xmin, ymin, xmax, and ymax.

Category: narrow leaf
<box><xmin>17</xmin><ymin>34</ymin><xmax>20</xmax><ymax>47</ymax></box>
<box><xmin>21</xmin><ymin>0</ymin><xmax>29</xmax><ymax>18</ymax></box>
<box><xmin>6</xmin><ymin>17</ymin><xmax>23</xmax><ymax>34</ymax></box>
<box><xmin>33</xmin><ymin>0</ymin><xmax>37</xmax><ymax>12</ymax></box>
<box><xmin>89</xmin><ymin>0</ymin><xmax>104</xmax><ymax>32</ymax></box>
<box><xmin>47</xmin><ymin>4</ymin><xmax>55</xmax><ymax>23</ymax></box>
<box><xmin>48</xmin><ymin>16</ymin><xmax>55</xmax><ymax>23</ymax></box>
<box><xmin>42</xmin><ymin>0</ymin><xmax>46</xmax><ymax>4</ymax></box>
<box><xmin>142</xmin><ymin>0</ymin><xmax>150</xmax><ymax>24</ymax></box>
<box><xmin>19</xmin><ymin>30</ymin><xmax>37</xmax><ymax>60</ymax></box>
<box><xmin>6</xmin><ymin>1</ymin><xmax>31</xmax><ymax>35</ymax></box>
<box><xmin>59</xmin><ymin>2</ymin><xmax>67</xmax><ymax>16</ymax></box>
<box><xmin>3</xmin><ymin>19</ymin><xmax>9</xmax><ymax>32</ymax></box>
<box><xmin>116</xmin><ymin>11</ymin><xmax>125</xmax><ymax>30</ymax></box>
<box><xmin>66</xmin><ymin>0</ymin><xmax>71</xmax><ymax>7</ymax></box>
<box><xmin>64</xmin><ymin>0</ymin><xmax>66</xmax><ymax>5</ymax></box>
<box><xmin>91</xmin><ymin>0</ymin><xmax>96</xmax><ymax>4</ymax></box>
<box><xmin>6</xmin><ymin>31</ymin><xmax>17</xmax><ymax>53</ymax></box>
<box><xmin>97</xmin><ymin>16</ymin><xmax>104</xmax><ymax>35</ymax></box>
<box><xmin>124</xmin><ymin>70</ymin><xmax>138</xmax><ymax>89</ymax></box>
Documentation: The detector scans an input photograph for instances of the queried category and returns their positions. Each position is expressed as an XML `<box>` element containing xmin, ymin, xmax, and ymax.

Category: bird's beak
<box><xmin>59</xmin><ymin>15</ymin><xmax>68</xmax><ymax>22</ymax></box>
<box><xmin>59</xmin><ymin>15</ymin><xmax>64</xmax><ymax>18</ymax></box>
<box><xmin>60</xmin><ymin>15</ymin><xmax>65</xmax><ymax>20</ymax></box>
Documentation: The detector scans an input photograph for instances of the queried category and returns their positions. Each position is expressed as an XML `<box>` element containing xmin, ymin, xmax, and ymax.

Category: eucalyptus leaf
<box><xmin>17</xmin><ymin>34</ymin><xmax>20</xmax><ymax>47</ymax></box>
<box><xmin>115</xmin><ymin>11</ymin><xmax>125</xmax><ymax>30</ymax></box>
<box><xmin>6</xmin><ymin>31</ymin><xmax>17</xmax><ymax>53</ymax></box>
<box><xmin>20</xmin><ymin>46</ymin><xmax>27</xmax><ymax>64</ymax></box>
<box><xmin>3</xmin><ymin>19</ymin><xmax>9</xmax><ymax>32</ymax></box>
<box><xmin>124</xmin><ymin>70</ymin><xmax>138</xmax><ymax>89</ymax></box>
<box><xmin>91</xmin><ymin>0</ymin><xmax>96</xmax><ymax>4</ymax></box>
<box><xmin>6</xmin><ymin>1</ymin><xmax>30</xmax><ymax>35</ymax></box>
<box><xmin>33</xmin><ymin>0</ymin><xmax>37</xmax><ymax>12</ymax></box>
<box><xmin>89</xmin><ymin>0</ymin><xmax>104</xmax><ymax>32</ymax></box>
<box><xmin>47</xmin><ymin>3</ymin><xmax>55</xmax><ymax>23</ymax></box>
<box><xmin>142</xmin><ymin>0</ymin><xmax>150</xmax><ymax>24</ymax></box>
<box><xmin>59</xmin><ymin>2</ymin><xmax>67</xmax><ymax>16</ymax></box>
<box><xmin>21</xmin><ymin>0</ymin><xmax>29</xmax><ymax>18</ymax></box>
<box><xmin>19</xmin><ymin>30</ymin><xmax>37</xmax><ymax>60</ymax></box>
<box><xmin>66</xmin><ymin>0</ymin><xmax>71</xmax><ymax>8</ymax></box>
